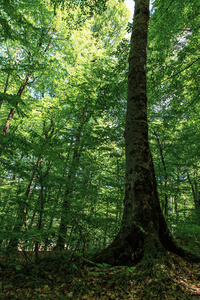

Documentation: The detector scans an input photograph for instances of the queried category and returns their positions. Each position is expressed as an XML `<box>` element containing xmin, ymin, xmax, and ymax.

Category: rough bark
<box><xmin>92</xmin><ymin>0</ymin><xmax>198</xmax><ymax>266</ymax></box>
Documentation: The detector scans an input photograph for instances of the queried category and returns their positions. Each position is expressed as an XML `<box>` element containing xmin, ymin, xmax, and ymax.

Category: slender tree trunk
<box><xmin>2</xmin><ymin>74</ymin><xmax>30</xmax><ymax>136</ymax></box>
<box><xmin>0</xmin><ymin>74</ymin><xmax>10</xmax><ymax>109</ymax></box>
<box><xmin>56</xmin><ymin>109</ymin><xmax>92</xmax><ymax>249</ymax></box>
<box><xmin>187</xmin><ymin>170</ymin><xmax>200</xmax><ymax>209</ymax></box>
<box><xmin>92</xmin><ymin>0</ymin><xmax>192</xmax><ymax>266</ymax></box>
<box><xmin>1</xmin><ymin>29</ymin><xmax>53</xmax><ymax>136</ymax></box>
<box><xmin>194</xmin><ymin>169</ymin><xmax>200</xmax><ymax>208</ymax></box>
<box><xmin>35</xmin><ymin>183</ymin><xmax>45</xmax><ymax>264</ymax></box>
<box><xmin>7</xmin><ymin>157</ymin><xmax>42</xmax><ymax>252</ymax></box>
<box><xmin>153</xmin><ymin>130</ymin><xmax>168</xmax><ymax>214</ymax></box>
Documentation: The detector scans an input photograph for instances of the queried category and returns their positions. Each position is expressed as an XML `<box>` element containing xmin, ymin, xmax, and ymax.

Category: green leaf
<box><xmin>15</xmin><ymin>265</ymin><xmax>23</xmax><ymax>271</ymax></box>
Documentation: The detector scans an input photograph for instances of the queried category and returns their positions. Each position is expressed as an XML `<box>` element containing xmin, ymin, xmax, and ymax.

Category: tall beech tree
<box><xmin>1</xmin><ymin>0</ymin><xmax>199</xmax><ymax>262</ymax></box>
<box><xmin>93</xmin><ymin>0</ymin><xmax>194</xmax><ymax>266</ymax></box>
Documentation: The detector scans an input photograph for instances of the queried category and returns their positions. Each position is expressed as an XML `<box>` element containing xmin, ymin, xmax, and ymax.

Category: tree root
<box><xmin>91</xmin><ymin>225</ymin><xmax>200</xmax><ymax>266</ymax></box>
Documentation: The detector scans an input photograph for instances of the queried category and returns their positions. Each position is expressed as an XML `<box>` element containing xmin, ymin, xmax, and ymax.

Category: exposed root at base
<box><xmin>91</xmin><ymin>226</ymin><xmax>200</xmax><ymax>267</ymax></box>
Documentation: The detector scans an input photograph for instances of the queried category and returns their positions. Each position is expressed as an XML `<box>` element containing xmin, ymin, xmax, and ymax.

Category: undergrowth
<box><xmin>0</xmin><ymin>247</ymin><xmax>200</xmax><ymax>299</ymax></box>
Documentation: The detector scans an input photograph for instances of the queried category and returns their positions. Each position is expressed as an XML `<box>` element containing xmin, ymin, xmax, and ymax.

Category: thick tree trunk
<box><xmin>92</xmin><ymin>0</ymin><xmax>194</xmax><ymax>266</ymax></box>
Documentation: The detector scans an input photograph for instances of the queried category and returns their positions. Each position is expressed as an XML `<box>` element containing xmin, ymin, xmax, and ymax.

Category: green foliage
<box><xmin>148</xmin><ymin>0</ymin><xmax>200</xmax><ymax>216</ymax></box>
<box><xmin>0</xmin><ymin>0</ymin><xmax>128</xmax><ymax>255</ymax></box>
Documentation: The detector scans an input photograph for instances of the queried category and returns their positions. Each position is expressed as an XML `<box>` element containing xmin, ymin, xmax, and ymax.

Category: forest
<box><xmin>0</xmin><ymin>0</ymin><xmax>200</xmax><ymax>298</ymax></box>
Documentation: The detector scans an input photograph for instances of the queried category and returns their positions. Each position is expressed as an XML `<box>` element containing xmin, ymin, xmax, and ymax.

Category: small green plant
<box><xmin>15</xmin><ymin>264</ymin><xmax>23</xmax><ymax>271</ymax></box>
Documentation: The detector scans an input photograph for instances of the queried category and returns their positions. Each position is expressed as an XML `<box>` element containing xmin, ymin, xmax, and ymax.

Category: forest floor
<box><xmin>0</xmin><ymin>244</ymin><xmax>200</xmax><ymax>299</ymax></box>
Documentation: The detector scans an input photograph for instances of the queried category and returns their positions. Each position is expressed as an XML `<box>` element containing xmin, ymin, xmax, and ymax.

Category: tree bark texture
<box><xmin>92</xmin><ymin>0</ymin><xmax>193</xmax><ymax>266</ymax></box>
